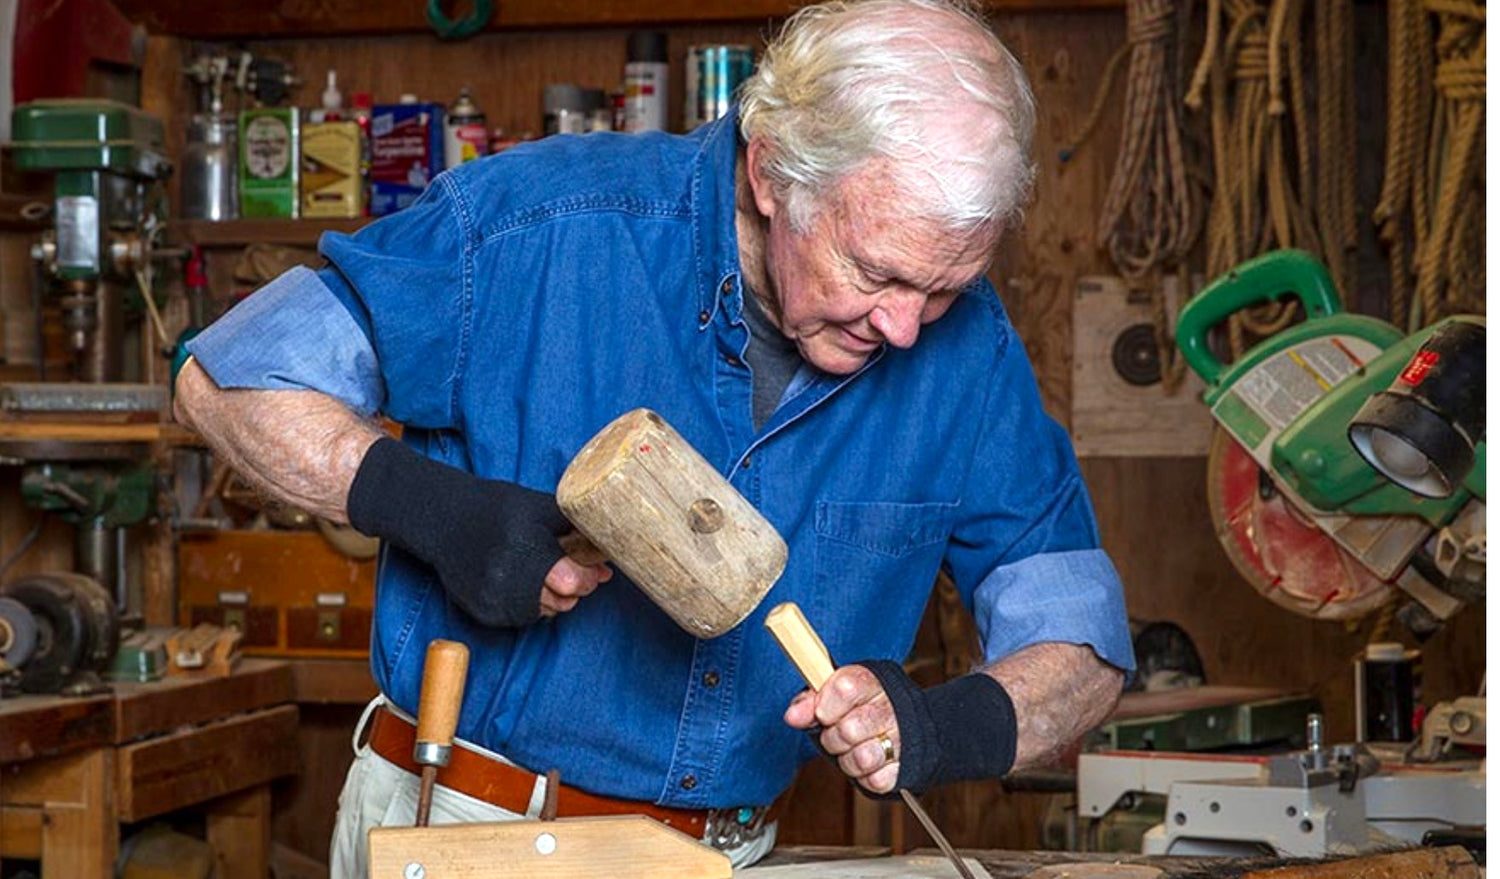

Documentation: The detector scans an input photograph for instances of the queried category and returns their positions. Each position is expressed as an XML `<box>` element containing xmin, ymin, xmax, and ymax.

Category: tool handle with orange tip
<box><xmin>413</xmin><ymin>638</ymin><xmax>470</xmax><ymax>827</ymax></box>
<box><xmin>764</xmin><ymin>602</ymin><xmax>978</xmax><ymax>879</ymax></box>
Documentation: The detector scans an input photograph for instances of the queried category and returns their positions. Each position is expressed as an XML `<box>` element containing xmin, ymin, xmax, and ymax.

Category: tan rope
<box><xmin>1188</xmin><ymin>0</ymin><xmax>1367</xmax><ymax>356</ymax></box>
<box><xmin>1060</xmin><ymin>0</ymin><xmax>1205</xmax><ymax>391</ymax></box>
<box><xmin>1412</xmin><ymin>2</ymin><xmax>1485</xmax><ymax>328</ymax></box>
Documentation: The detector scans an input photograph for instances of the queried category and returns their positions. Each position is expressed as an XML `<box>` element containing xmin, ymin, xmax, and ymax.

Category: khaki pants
<box><xmin>329</xmin><ymin>698</ymin><xmax>777</xmax><ymax>879</ymax></box>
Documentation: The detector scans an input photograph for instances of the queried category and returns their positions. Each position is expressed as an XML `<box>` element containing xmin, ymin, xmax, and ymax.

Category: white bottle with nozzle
<box><xmin>321</xmin><ymin>70</ymin><xmax>343</xmax><ymax>120</ymax></box>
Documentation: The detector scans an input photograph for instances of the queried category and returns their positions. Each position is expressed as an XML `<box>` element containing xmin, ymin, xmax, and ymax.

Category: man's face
<box><xmin>753</xmin><ymin>157</ymin><xmax>999</xmax><ymax>376</ymax></box>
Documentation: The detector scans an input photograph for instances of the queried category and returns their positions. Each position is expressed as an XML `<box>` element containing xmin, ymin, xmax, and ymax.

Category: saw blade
<box><xmin>1206</xmin><ymin>428</ymin><xmax>1393</xmax><ymax>620</ymax></box>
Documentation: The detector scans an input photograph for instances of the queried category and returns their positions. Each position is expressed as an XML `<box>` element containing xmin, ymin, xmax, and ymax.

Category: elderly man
<box><xmin>173</xmin><ymin>0</ymin><xmax>1133</xmax><ymax>874</ymax></box>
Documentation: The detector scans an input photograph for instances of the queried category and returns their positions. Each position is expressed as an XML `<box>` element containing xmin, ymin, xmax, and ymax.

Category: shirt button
<box><xmin>702</xmin><ymin>670</ymin><xmax>720</xmax><ymax>688</ymax></box>
<box><xmin>721</xmin><ymin>279</ymin><xmax>733</xmax><ymax>296</ymax></box>
<box><xmin>742</xmin><ymin>455</ymin><xmax>752</xmax><ymax>468</ymax></box>
<box><xmin>725</xmin><ymin>354</ymin><xmax>741</xmax><ymax>367</ymax></box>
<box><xmin>680</xmin><ymin>774</ymin><xmax>698</xmax><ymax>790</ymax></box>
<box><xmin>699</xmin><ymin>310</ymin><xmax>709</xmax><ymax>323</ymax></box>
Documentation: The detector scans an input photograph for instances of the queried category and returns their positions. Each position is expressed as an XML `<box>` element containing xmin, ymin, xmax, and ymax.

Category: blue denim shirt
<box><xmin>187</xmin><ymin>110</ymin><xmax>1134</xmax><ymax>810</ymax></box>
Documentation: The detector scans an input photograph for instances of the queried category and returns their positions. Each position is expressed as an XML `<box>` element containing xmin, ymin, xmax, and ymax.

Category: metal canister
<box><xmin>180</xmin><ymin>112</ymin><xmax>238</xmax><ymax>220</ymax></box>
<box><xmin>685</xmin><ymin>45</ymin><xmax>756</xmax><ymax>130</ymax></box>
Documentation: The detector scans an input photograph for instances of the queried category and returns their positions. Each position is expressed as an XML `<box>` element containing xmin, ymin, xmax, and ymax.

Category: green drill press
<box><xmin>1</xmin><ymin>99</ymin><xmax>173</xmax><ymax>635</ymax></box>
<box><xmin>11</xmin><ymin>98</ymin><xmax>172</xmax><ymax>382</ymax></box>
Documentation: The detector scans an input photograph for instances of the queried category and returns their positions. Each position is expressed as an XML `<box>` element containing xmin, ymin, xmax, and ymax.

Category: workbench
<box><xmin>0</xmin><ymin>659</ymin><xmax>299</xmax><ymax>879</ymax></box>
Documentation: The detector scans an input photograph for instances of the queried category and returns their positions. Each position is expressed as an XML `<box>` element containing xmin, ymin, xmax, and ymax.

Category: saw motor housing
<box><xmin>1176</xmin><ymin>250</ymin><xmax>1484</xmax><ymax>622</ymax></box>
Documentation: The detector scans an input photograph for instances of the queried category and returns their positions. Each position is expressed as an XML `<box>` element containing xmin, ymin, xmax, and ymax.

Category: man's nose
<box><xmin>869</xmin><ymin>291</ymin><xmax>924</xmax><ymax>348</ymax></box>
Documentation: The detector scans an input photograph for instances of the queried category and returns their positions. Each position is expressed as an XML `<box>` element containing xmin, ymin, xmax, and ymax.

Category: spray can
<box><xmin>623</xmin><ymin>31</ymin><xmax>669</xmax><ymax>132</ymax></box>
<box><xmin>444</xmin><ymin>87</ymin><xmax>489</xmax><ymax>169</ymax></box>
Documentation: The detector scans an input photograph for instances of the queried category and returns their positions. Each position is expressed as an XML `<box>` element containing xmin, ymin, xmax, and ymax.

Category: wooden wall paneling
<box><xmin>115</xmin><ymin>0</ymin><xmax>1126</xmax><ymax>39</ymax></box>
<box><xmin>988</xmin><ymin>9</ymin><xmax>1124</xmax><ymax>422</ymax></box>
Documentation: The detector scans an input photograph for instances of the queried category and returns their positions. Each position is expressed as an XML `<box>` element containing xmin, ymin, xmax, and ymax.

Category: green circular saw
<box><xmin>1177</xmin><ymin>250</ymin><xmax>1485</xmax><ymax>624</ymax></box>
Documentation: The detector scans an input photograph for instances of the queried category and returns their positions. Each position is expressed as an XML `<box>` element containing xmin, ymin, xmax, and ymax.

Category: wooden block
<box><xmin>1241</xmin><ymin>846</ymin><xmax>1481</xmax><ymax>879</ymax></box>
<box><xmin>115</xmin><ymin>704</ymin><xmax>298</xmax><ymax>822</ymax></box>
<box><xmin>367</xmin><ymin>815</ymin><xmax>731</xmax><ymax>878</ymax></box>
<box><xmin>166</xmin><ymin>623</ymin><xmax>243</xmax><ymax>676</ymax></box>
<box><xmin>741</xmin><ymin>854</ymin><xmax>994</xmax><ymax>877</ymax></box>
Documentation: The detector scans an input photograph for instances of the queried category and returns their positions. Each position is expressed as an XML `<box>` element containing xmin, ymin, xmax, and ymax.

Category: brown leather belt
<box><xmin>367</xmin><ymin>704</ymin><xmax>737</xmax><ymax>837</ymax></box>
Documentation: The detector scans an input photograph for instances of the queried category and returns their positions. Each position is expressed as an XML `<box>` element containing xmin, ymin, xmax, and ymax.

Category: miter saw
<box><xmin>1175</xmin><ymin>249</ymin><xmax>1484</xmax><ymax>629</ymax></box>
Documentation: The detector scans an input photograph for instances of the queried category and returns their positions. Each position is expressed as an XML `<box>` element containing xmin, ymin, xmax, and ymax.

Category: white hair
<box><xmin>739</xmin><ymin>0</ymin><xmax>1036</xmax><ymax>233</ymax></box>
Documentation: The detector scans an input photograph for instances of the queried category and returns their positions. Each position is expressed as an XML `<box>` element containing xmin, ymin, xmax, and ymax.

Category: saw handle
<box><xmin>765</xmin><ymin>602</ymin><xmax>835</xmax><ymax>691</ymax></box>
<box><xmin>415</xmin><ymin>639</ymin><xmax>469</xmax><ymax>764</ymax></box>
<box><xmin>1175</xmin><ymin>249</ymin><xmax>1343</xmax><ymax>387</ymax></box>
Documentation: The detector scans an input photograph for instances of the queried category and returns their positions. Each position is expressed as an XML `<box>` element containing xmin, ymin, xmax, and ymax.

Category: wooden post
<box><xmin>206</xmin><ymin>785</ymin><xmax>272</xmax><ymax>879</ymax></box>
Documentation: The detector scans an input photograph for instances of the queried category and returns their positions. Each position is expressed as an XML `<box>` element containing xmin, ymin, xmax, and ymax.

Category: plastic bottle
<box><xmin>320</xmin><ymin>69</ymin><xmax>344</xmax><ymax>120</ymax></box>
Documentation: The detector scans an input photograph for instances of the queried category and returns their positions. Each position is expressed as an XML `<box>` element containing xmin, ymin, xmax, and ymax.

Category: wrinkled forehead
<box><xmin>829</xmin><ymin>162</ymin><xmax>1000</xmax><ymax>281</ymax></box>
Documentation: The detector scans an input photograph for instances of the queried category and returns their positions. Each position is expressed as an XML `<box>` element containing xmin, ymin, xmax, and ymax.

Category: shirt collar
<box><xmin>690</xmin><ymin>106</ymin><xmax>744</xmax><ymax>331</ymax></box>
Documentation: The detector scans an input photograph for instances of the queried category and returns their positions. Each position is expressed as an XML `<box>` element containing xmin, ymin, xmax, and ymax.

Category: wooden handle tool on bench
<box><xmin>413</xmin><ymin>638</ymin><xmax>469</xmax><ymax>827</ymax></box>
<box><xmin>764</xmin><ymin>602</ymin><xmax>978</xmax><ymax>879</ymax></box>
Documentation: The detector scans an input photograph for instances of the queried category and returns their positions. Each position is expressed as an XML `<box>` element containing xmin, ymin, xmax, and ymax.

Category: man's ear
<box><xmin>745</xmin><ymin>138</ymin><xmax>780</xmax><ymax>220</ymax></box>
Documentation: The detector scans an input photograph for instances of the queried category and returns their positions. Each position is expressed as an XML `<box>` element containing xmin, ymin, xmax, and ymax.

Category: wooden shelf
<box><xmin>0</xmin><ymin>419</ymin><xmax>197</xmax><ymax>445</ymax></box>
<box><xmin>172</xmin><ymin>217</ymin><xmax>371</xmax><ymax>248</ymax></box>
<box><xmin>116</xmin><ymin>0</ymin><xmax>1122</xmax><ymax>39</ymax></box>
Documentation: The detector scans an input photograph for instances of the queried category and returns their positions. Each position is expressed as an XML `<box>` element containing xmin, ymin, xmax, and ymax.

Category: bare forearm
<box><xmin>984</xmin><ymin>642</ymin><xmax>1123</xmax><ymax>769</ymax></box>
<box><xmin>174</xmin><ymin>359</ymin><xmax>383</xmax><ymax>523</ymax></box>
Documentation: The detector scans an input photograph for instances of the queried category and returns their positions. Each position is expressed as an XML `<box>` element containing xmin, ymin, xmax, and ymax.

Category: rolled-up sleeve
<box><xmin>972</xmin><ymin>547</ymin><xmax>1134</xmax><ymax>670</ymax></box>
<box><xmin>945</xmin><ymin>315</ymin><xmax>1135</xmax><ymax>674</ymax></box>
<box><xmin>185</xmin><ymin>265</ymin><xmax>386</xmax><ymax>416</ymax></box>
<box><xmin>185</xmin><ymin>175</ymin><xmax>472</xmax><ymax>429</ymax></box>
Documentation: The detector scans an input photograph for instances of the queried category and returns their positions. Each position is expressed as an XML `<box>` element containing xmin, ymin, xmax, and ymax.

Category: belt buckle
<box><xmin>705</xmin><ymin>805</ymin><xmax>769</xmax><ymax>851</ymax></box>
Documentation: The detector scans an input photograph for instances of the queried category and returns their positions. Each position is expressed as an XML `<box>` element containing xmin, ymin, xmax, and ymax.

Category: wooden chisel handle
<box><xmin>415</xmin><ymin>639</ymin><xmax>470</xmax><ymax>764</ymax></box>
<box><xmin>764</xmin><ymin>602</ymin><xmax>979</xmax><ymax>879</ymax></box>
<box><xmin>765</xmin><ymin>602</ymin><xmax>835</xmax><ymax>691</ymax></box>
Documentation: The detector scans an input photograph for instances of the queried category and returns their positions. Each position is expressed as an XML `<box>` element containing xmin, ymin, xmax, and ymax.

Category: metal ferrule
<box><xmin>413</xmin><ymin>742</ymin><xmax>451</xmax><ymax>767</ymax></box>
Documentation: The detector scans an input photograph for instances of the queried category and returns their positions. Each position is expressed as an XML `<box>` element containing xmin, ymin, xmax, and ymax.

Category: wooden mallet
<box><xmin>557</xmin><ymin>408</ymin><xmax>787</xmax><ymax>638</ymax></box>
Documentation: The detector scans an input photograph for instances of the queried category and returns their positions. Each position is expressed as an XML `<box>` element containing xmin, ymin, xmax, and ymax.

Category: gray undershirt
<box><xmin>741</xmin><ymin>291</ymin><xmax>803</xmax><ymax>430</ymax></box>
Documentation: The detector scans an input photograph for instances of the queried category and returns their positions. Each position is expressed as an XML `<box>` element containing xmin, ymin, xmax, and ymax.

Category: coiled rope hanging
<box><xmin>1060</xmin><ymin>0</ymin><xmax>1204</xmax><ymax>391</ymax></box>
<box><xmin>1184</xmin><ymin>0</ymin><xmax>1358</xmax><ymax>356</ymax></box>
<box><xmin>1375</xmin><ymin>0</ymin><xmax>1485</xmax><ymax>330</ymax></box>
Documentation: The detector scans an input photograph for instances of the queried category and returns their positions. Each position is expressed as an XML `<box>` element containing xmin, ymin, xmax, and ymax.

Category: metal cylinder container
<box><xmin>180</xmin><ymin>113</ymin><xmax>239</xmax><ymax>221</ymax></box>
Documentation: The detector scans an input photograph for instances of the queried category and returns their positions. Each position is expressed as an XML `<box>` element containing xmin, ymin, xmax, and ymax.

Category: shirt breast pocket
<box><xmin>811</xmin><ymin>500</ymin><xmax>957</xmax><ymax>662</ymax></box>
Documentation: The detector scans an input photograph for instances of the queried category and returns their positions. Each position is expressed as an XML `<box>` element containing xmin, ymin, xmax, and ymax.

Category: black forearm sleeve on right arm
<box><xmin>857</xmin><ymin>659</ymin><xmax>1018</xmax><ymax>795</ymax></box>
<box><xmin>347</xmin><ymin>437</ymin><xmax>569</xmax><ymax>628</ymax></box>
